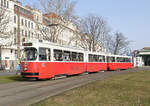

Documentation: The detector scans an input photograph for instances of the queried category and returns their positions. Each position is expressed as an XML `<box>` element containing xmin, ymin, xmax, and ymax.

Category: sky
<box><xmin>19</xmin><ymin>0</ymin><xmax>150</xmax><ymax>50</ymax></box>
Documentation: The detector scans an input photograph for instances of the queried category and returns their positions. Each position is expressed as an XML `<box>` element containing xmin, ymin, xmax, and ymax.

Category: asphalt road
<box><xmin>0</xmin><ymin>71</ymin><xmax>16</xmax><ymax>76</ymax></box>
<box><xmin>0</xmin><ymin>67</ymin><xmax>149</xmax><ymax>106</ymax></box>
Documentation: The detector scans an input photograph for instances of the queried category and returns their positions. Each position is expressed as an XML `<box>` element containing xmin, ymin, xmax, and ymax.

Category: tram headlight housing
<box><xmin>24</xmin><ymin>67</ymin><xmax>27</xmax><ymax>71</ymax></box>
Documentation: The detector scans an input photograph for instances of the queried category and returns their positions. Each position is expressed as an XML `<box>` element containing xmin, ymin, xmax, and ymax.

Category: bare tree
<box><xmin>0</xmin><ymin>8</ymin><xmax>11</xmax><ymax>41</ymax></box>
<box><xmin>38</xmin><ymin>0</ymin><xmax>77</xmax><ymax>21</ymax></box>
<box><xmin>29</xmin><ymin>0</ymin><xmax>77</xmax><ymax>44</ymax></box>
<box><xmin>34</xmin><ymin>14</ymin><xmax>69</xmax><ymax>44</ymax></box>
<box><xmin>0</xmin><ymin>7</ymin><xmax>12</xmax><ymax>69</ymax></box>
<box><xmin>75</xmin><ymin>14</ymin><xmax>110</xmax><ymax>52</ymax></box>
<box><xmin>110</xmin><ymin>32</ymin><xmax>131</xmax><ymax>55</ymax></box>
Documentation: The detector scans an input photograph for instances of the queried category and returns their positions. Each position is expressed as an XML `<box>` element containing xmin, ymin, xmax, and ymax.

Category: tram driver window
<box><xmin>39</xmin><ymin>48</ymin><xmax>51</xmax><ymax>61</ymax></box>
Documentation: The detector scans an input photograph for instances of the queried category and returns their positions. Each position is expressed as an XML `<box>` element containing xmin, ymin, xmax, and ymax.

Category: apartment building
<box><xmin>0</xmin><ymin>0</ymin><xmax>105</xmax><ymax>70</ymax></box>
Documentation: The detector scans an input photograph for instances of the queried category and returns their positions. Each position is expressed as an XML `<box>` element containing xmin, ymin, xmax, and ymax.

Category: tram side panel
<box><xmin>21</xmin><ymin>62</ymin><xmax>85</xmax><ymax>79</ymax></box>
<box><xmin>108</xmin><ymin>63</ymin><xmax>130</xmax><ymax>70</ymax></box>
<box><xmin>67</xmin><ymin>62</ymin><xmax>86</xmax><ymax>75</ymax></box>
<box><xmin>51</xmin><ymin>62</ymin><xmax>86</xmax><ymax>77</ymax></box>
<box><xmin>87</xmin><ymin>54</ymin><xmax>107</xmax><ymax>72</ymax></box>
<box><xmin>87</xmin><ymin>62</ymin><xmax>107</xmax><ymax>72</ymax></box>
<box><xmin>107</xmin><ymin>56</ymin><xmax>133</xmax><ymax>71</ymax></box>
<box><xmin>36</xmin><ymin>62</ymin><xmax>54</xmax><ymax>79</ymax></box>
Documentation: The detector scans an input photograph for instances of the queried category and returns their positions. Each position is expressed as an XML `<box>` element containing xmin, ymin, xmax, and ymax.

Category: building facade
<box><xmin>133</xmin><ymin>47</ymin><xmax>150</xmax><ymax>67</ymax></box>
<box><xmin>0</xmin><ymin>0</ymin><xmax>105</xmax><ymax>70</ymax></box>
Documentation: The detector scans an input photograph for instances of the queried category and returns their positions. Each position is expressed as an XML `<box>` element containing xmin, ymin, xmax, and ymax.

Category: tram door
<box><xmin>39</xmin><ymin>48</ymin><xmax>51</xmax><ymax>76</ymax></box>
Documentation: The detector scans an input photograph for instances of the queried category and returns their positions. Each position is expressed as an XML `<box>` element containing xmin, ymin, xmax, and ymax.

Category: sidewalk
<box><xmin>0</xmin><ymin>70</ymin><xmax>16</xmax><ymax>76</ymax></box>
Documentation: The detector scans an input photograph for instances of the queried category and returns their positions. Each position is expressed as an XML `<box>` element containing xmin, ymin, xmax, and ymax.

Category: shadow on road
<box><xmin>8</xmin><ymin>75</ymin><xmax>25</xmax><ymax>81</ymax></box>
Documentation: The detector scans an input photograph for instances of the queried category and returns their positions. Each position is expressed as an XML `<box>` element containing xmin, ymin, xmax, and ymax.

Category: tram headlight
<box><xmin>24</xmin><ymin>67</ymin><xmax>27</xmax><ymax>71</ymax></box>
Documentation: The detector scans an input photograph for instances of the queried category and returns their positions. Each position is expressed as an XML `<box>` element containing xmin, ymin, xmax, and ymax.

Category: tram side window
<box><xmin>110</xmin><ymin>57</ymin><xmax>115</xmax><ymax>62</ymax></box>
<box><xmin>129</xmin><ymin>58</ymin><xmax>131</xmax><ymax>62</ymax></box>
<box><xmin>78</xmin><ymin>53</ymin><xmax>84</xmax><ymax>61</ymax></box>
<box><xmin>93</xmin><ymin>55</ymin><xmax>98</xmax><ymax>62</ymax></box>
<box><xmin>72</xmin><ymin>52</ymin><xmax>77</xmax><ymax>61</ymax></box>
<box><xmin>107</xmin><ymin>56</ymin><xmax>110</xmax><ymax>63</ymax></box>
<box><xmin>63</xmin><ymin>51</ymin><xmax>71</xmax><ymax>61</ymax></box>
<box><xmin>54</xmin><ymin>49</ymin><xmax>63</xmax><ymax>61</ymax></box>
<box><xmin>98</xmin><ymin>55</ymin><xmax>105</xmax><ymax>62</ymax></box>
<box><xmin>88</xmin><ymin>54</ymin><xmax>99</xmax><ymax>62</ymax></box>
<box><xmin>117</xmin><ymin>57</ymin><xmax>120</xmax><ymax>62</ymax></box>
<box><xmin>117</xmin><ymin>57</ymin><xmax>125</xmax><ymax>62</ymax></box>
<box><xmin>88</xmin><ymin>54</ymin><xmax>93</xmax><ymax>62</ymax></box>
<box><xmin>125</xmin><ymin>58</ymin><xmax>128</xmax><ymax>62</ymax></box>
<box><xmin>103</xmin><ymin>56</ymin><xmax>105</xmax><ymax>62</ymax></box>
<box><xmin>107</xmin><ymin>57</ymin><xmax>115</xmax><ymax>62</ymax></box>
<box><xmin>121</xmin><ymin>58</ymin><xmax>125</xmax><ymax>62</ymax></box>
<box><xmin>125</xmin><ymin>58</ymin><xmax>131</xmax><ymax>62</ymax></box>
<box><xmin>39</xmin><ymin>48</ymin><xmax>51</xmax><ymax>61</ymax></box>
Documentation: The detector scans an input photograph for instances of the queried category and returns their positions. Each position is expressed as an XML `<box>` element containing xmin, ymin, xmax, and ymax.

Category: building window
<box><xmin>22</xmin><ymin>38</ymin><xmax>25</xmax><ymax>42</ymax></box>
<box><xmin>28</xmin><ymin>31</ymin><xmax>30</xmax><ymax>38</ymax></box>
<box><xmin>21</xmin><ymin>29</ymin><xmax>24</xmax><ymax>36</ymax></box>
<box><xmin>14</xmin><ymin>27</ymin><xmax>17</xmax><ymax>34</ymax></box>
<box><xmin>14</xmin><ymin>38</ymin><xmax>16</xmax><ymax>44</ymax></box>
<box><xmin>36</xmin><ymin>16</ymin><xmax>38</xmax><ymax>21</ymax></box>
<box><xmin>31</xmin><ymin>23</ymin><xmax>33</xmax><ymax>29</ymax></box>
<box><xmin>31</xmin><ymin>32</ymin><xmax>34</xmax><ymax>38</ymax></box>
<box><xmin>21</xmin><ymin>18</ymin><xmax>24</xmax><ymax>26</ymax></box>
<box><xmin>37</xmin><ymin>34</ymin><xmax>39</xmax><ymax>39</ymax></box>
<box><xmin>15</xmin><ymin>5</ymin><xmax>31</xmax><ymax>16</ymax></box>
<box><xmin>28</xmin><ymin>21</ymin><xmax>30</xmax><ymax>28</ymax></box>
<box><xmin>4</xmin><ymin>0</ymin><xmax>6</xmax><ymax>7</ymax></box>
<box><xmin>7</xmin><ymin>1</ymin><xmax>8</xmax><ymax>8</ymax></box>
<box><xmin>1</xmin><ymin>0</ymin><xmax>3</xmax><ymax>7</ymax></box>
<box><xmin>25</xmin><ymin>30</ymin><xmax>27</xmax><ymax>37</ymax></box>
<box><xmin>25</xmin><ymin>20</ymin><xmax>27</xmax><ymax>27</ymax></box>
<box><xmin>14</xmin><ymin>16</ymin><xmax>16</xmax><ymax>23</ymax></box>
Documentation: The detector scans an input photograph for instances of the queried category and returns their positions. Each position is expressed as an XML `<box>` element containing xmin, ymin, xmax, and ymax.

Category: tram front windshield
<box><xmin>23</xmin><ymin>47</ymin><xmax>37</xmax><ymax>61</ymax></box>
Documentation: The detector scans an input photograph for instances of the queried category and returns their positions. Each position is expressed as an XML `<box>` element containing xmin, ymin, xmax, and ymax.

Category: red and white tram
<box><xmin>21</xmin><ymin>42</ymin><xmax>132</xmax><ymax>79</ymax></box>
<box><xmin>107</xmin><ymin>54</ymin><xmax>132</xmax><ymax>71</ymax></box>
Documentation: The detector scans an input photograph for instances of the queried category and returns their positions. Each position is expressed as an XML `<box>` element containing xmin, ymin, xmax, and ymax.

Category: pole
<box><xmin>0</xmin><ymin>45</ymin><xmax>2</xmax><ymax>69</ymax></box>
<box><xmin>17</xmin><ymin>8</ymin><xmax>20</xmax><ymax>60</ymax></box>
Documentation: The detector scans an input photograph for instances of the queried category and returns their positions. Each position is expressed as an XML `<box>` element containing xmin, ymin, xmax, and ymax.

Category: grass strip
<box><xmin>31</xmin><ymin>71</ymin><xmax>150</xmax><ymax>106</ymax></box>
<box><xmin>0</xmin><ymin>75</ymin><xmax>23</xmax><ymax>84</ymax></box>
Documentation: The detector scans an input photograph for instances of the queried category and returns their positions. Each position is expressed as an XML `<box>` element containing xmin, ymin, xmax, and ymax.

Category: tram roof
<box><xmin>23</xmin><ymin>40</ymin><xmax>107</xmax><ymax>54</ymax></box>
<box><xmin>107</xmin><ymin>54</ymin><xmax>132</xmax><ymax>58</ymax></box>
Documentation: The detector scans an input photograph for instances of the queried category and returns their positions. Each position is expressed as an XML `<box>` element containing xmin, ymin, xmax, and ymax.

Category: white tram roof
<box><xmin>107</xmin><ymin>54</ymin><xmax>132</xmax><ymax>58</ymax></box>
<box><xmin>23</xmin><ymin>40</ymin><xmax>107</xmax><ymax>55</ymax></box>
<box><xmin>23</xmin><ymin>40</ymin><xmax>131</xmax><ymax>58</ymax></box>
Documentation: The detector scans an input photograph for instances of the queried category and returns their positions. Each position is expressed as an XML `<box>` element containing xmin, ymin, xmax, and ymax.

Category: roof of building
<box><xmin>143</xmin><ymin>47</ymin><xmax>150</xmax><ymax>50</ymax></box>
<box><xmin>43</xmin><ymin>12</ymin><xmax>62</xmax><ymax>20</ymax></box>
